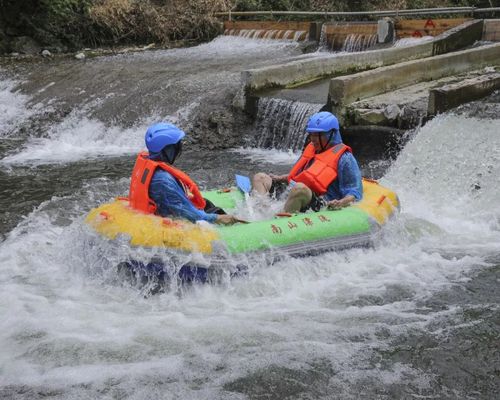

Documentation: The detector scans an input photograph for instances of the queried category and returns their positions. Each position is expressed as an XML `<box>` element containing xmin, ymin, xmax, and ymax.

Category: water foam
<box><xmin>130</xmin><ymin>35</ymin><xmax>302</xmax><ymax>62</ymax></box>
<box><xmin>383</xmin><ymin>114</ymin><xmax>500</xmax><ymax>236</ymax></box>
<box><xmin>0</xmin><ymin>113</ymin><xmax>498</xmax><ymax>396</ymax></box>
<box><xmin>393</xmin><ymin>36</ymin><xmax>434</xmax><ymax>47</ymax></box>
<box><xmin>231</xmin><ymin>147</ymin><xmax>300</xmax><ymax>164</ymax></box>
<box><xmin>0</xmin><ymin>100</ymin><xmax>203</xmax><ymax>166</ymax></box>
<box><xmin>0</xmin><ymin>114</ymin><xmax>146</xmax><ymax>165</ymax></box>
<box><xmin>0</xmin><ymin>77</ymin><xmax>36</xmax><ymax>136</ymax></box>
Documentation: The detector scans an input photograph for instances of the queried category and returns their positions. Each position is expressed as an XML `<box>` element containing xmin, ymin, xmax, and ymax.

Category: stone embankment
<box><xmin>334</xmin><ymin>43</ymin><xmax>500</xmax><ymax>127</ymax></box>
<box><xmin>238</xmin><ymin>19</ymin><xmax>500</xmax><ymax>133</ymax></box>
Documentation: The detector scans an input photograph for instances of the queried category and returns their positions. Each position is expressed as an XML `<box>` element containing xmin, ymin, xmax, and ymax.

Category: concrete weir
<box><xmin>238</xmin><ymin>19</ymin><xmax>500</xmax><ymax>132</ymax></box>
<box><xmin>242</xmin><ymin>20</ymin><xmax>483</xmax><ymax>92</ymax></box>
<box><xmin>331</xmin><ymin>43</ymin><xmax>500</xmax><ymax>116</ymax></box>
<box><xmin>428</xmin><ymin>73</ymin><xmax>500</xmax><ymax>115</ymax></box>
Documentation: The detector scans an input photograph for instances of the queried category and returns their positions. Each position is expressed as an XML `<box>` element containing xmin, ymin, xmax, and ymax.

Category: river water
<box><xmin>0</xmin><ymin>37</ymin><xmax>499</xmax><ymax>399</ymax></box>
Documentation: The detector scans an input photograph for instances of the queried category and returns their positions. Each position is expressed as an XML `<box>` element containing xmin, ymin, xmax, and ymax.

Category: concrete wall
<box><xmin>395</xmin><ymin>18</ymin><xmax>471</xmax><ymax>38</ymax></box>
<box><xmin>428</xmin><ymin>73</ymin><xmax>500</xmax><ymax>115</ymax></box>
<box><xmin>329</xmin><ymin>43</ymin><xmax>500</xmax><ymax>112</ymax></box>
<box><xmin>483</xmin><ymin>19</ymin><xmax>500</xmax><ymax>41</ymax></box>
<box><xmin>242</xmin><ymin>41</ymin><xmax>434</xmax><ymax>92</ymax></box>
<box><xmin>432</xmin><ymin>19</ymin><xmax>483</xmax><ymax>55</ymax></box>
<box><xmin>241</xmin><ymin>20</ymin><xmax>484</xmax><ymax>93</ymax></box>
<box><xmin>321</xmin><ymin>22</ymin><xmax>377</xmax><ymax>50</ymax></box>
<box><xmin>223</xmin><ymin>21</ymin><xmax>310</xmax><ymax>40</ymax></box>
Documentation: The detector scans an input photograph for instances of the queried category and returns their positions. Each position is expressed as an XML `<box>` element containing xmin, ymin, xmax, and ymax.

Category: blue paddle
<box><xmin>235</xmin><ymin>174</ymin><xmax>252</xmax><ymax>194</ymax></box>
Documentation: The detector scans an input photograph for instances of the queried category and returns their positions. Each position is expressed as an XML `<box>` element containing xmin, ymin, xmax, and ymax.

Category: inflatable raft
<box><xmin>85</xmin><ymin>179</ymin><xmax>398</xmax><ymax>283</ymax></box>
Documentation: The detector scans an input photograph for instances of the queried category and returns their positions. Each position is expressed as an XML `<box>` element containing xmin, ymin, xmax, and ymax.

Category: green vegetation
<box><xmin>233</xmin><ymin>0</ymin><xmax>492</xmax><ymax>12</ymax></box>
<box><xmin>0</xmin><ymin>0</ymin><xmax>493</xmax><ymax>54</ymax></box>
<box><xmin>0</xmin><ymin>0</ymin><xmax>232</xmax><ymax>53</ymax></box>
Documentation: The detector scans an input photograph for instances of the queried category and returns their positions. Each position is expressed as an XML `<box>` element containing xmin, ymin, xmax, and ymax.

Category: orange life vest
<box><xmin>128</xmin><ymin>152</ymin><xmax>206</xmax><ymax>214</ymax></box>
<box><xmin>288</xmin><ymin>143</ymin><xmax>351</xmax><ymax>195</ymax></box>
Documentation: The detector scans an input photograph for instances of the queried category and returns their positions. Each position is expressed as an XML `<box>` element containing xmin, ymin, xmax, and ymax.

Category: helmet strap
<box><xmin>161</xmin><ymin>141</ymin><xmax>182</xmax><ymax>165</ymax></box>
<box><xmin>320</xmin><ymin>130</ymin><xmax>334</xmax><ymax>152</ymax></box>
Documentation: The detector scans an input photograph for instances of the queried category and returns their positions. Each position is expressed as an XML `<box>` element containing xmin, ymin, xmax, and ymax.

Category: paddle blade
<box><xmin>235</xmin><ymin>174</ymin><xmax>251</xmax><ymax>193</ymax></box>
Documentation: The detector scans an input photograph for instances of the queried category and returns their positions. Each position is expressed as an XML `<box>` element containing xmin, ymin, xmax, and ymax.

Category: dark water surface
<box><xmin>0</xmin><ymin>38</ymin><xmax>499</xmax><ymax>399</ymax></box>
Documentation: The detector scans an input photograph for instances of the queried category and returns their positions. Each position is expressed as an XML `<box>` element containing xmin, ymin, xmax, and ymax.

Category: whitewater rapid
<box><xmin>1</xmin><ymin>112</ymin><xmax>499</xmax><ymax>397</ymax></box>
<box><xmin>0</xmin><ymin>37</ymin><xmax>498</xmax><ymax>398</ymax></box>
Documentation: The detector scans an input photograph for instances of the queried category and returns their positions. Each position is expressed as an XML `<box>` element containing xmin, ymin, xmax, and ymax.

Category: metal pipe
<box><xmin>474</xmin><ymin>8</ymin><xmax>500</xmax><ymax>13</ymax></box>
<box><xmin>214</xmin><ymin>7</ymin><xmax>499</xmax><ymax>18</ymax></box>
<box><xmin>214</xmin><ymin>7</ymin><xmax>500</xmax><ymax>20</ymax></box>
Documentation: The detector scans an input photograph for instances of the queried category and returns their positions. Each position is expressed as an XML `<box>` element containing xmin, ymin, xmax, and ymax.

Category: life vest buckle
<box><xmin>99</xmin><ymin>211</ymin><xmax>112</xmax><ymax>220</ymax></box>
<box><xmin>275</xmin><ymin>212</ymin><xmax>293</xmax><ymax>218</ymax></box>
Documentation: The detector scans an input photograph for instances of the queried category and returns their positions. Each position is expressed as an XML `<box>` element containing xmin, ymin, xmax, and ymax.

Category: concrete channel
<box><xmin>331</xmin><ymin>42</ymin><xmax>500</xmax><ymax>123</ymax></box>
<box><xmin>239</xmin><ymin>20</ymin><xmax>483</xmax><ymax>92</ymax></box>
<box><xmin>234</xmin><ymin>19</ymin><xmax>500</xmax><ymax>133</ymax></box>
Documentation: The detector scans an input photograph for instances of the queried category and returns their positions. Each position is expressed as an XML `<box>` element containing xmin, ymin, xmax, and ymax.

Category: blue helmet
<box><xmin>306</xmin><ymin>112</ymin><xmax>339</xmax><ymax>133</ymax></box>
<box><xmin>145</xmin><ymin>122</ymin><xmax>185</xmax><ymax>153</ymax></box>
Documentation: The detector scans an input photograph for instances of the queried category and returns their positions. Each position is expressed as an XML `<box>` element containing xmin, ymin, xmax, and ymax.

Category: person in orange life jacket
<box><xmin>129</xmin><ymin>123</ymin><xmax>239</xmax><ymax>225</ymax></box>
<box><xmin>251</xmin><ymin>111</ymin><xmax>363</xmax><ymax>213</ymax></box>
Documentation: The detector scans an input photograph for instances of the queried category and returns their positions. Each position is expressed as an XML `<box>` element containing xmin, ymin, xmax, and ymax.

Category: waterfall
<box><xmin>318</xmin><ymin>24</ymin><xmax>328</xmax><ymax>50</ymax></box>
<box><xmin>341</xmin><ymin>34</ymin><xmax>378</xmax><ymax>52</ymax></box>
<box><xmin>252</xmin><ymin>98</ymin><xmax>322</xmax><ymax>151</ymax></box>
<box><xmin>263</xmin><ymin>30</ymin><xmax>278</xmax><ymax>39</ymax></box>
<box><xmin>224</xmin><ymin>29</ymin><xmax>304</xmax><ymax>41</ymax></box>
<box><xmin>293</xmin><ymin>31</ymin><xmax>306</xmax><ymax>41</ymax></box>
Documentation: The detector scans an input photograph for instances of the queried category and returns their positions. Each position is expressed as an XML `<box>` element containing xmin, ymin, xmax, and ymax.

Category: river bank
<box><xmin>0</xmin><ymin>0</ymin><xmax>232</xmax><ymax>55</ymax></box>
<box><xmin>0</xmin><ymin>0</ymin><xmax>488</xmax><ymax>56</ymax></box>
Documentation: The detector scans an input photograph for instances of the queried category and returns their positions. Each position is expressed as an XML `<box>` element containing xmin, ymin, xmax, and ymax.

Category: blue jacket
<box><xmin>323</xmin><ymin>151</ymin><xmax>363</xmax><ymax>201</ymax></box>
<box><xmin>149</xmin><ymin>169</ymin><xmax>217</xmax><ymax>223</ymax></box>
<box><xmin>306</xmin><ymin>129</ymin><xmax>363</xmax><ymax>201</ymax></box>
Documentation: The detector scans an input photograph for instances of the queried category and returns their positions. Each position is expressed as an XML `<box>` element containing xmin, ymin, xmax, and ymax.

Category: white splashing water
<box><xmin>0</xmin><ymin>113</ymin><xmax>146</xmax><ymax>165</ymax></box>
<box><xmin>382</xmin><ymin>114</ymin><xmax>500</xmax><ymax>236</ymax></box>
<box><xmin>253</xmin><ymin>97</ymin><xmax>322</xmax><ymax>151</ymax></box>
<box><xmin>140</xmin><ymin>35</ymin><xmax>302</xmax><ymax>61</ymax></box>
<box><xmin>0</xmin><ymin>113</ymin><xmax>499</xmax><ymax>397</ymax></box>
<box><xmin>341</xmin><ymin>34</ymin><xmax>378</xmax><ymax>52</ymax></box>
<box><xmin>393</xmin><ymin>36</ymin><xmax>434</xmax><ymax>47</ymax></box>
<box><xmin>0</xmin><ymin>77</ymin><xmax>36</xmax><ymax>136</ymax></box>
<box><xmin>231</xmin><ymin>146</ymin><xmax>300</xmax><ymax>164</ymax></box>
<box><xmin>0</xmin><ymin>100</ymin><xmax>202</xmax><ymax>166</ymax></box>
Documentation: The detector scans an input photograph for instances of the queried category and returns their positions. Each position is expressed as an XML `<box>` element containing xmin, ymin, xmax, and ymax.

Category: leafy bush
<box><xmin>89</xmin><ymin>0</ymin><xmax>232</xmax><ymax>44</ymax></box>
<box><xmin>0</xmin><ymin>0</ymin><xmax>491</xmax><ymax>52</ymax></box>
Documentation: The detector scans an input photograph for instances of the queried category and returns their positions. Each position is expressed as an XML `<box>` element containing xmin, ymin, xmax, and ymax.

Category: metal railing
<box><xmin>215</xmin><ymin>7</ymin><xmax>500</xmax><ymax>21</ymax></box>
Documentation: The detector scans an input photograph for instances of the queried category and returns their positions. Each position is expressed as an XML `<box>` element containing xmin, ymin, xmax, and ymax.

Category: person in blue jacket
<box><xmin>129</xmin><ymin>123</ymin><xmax>239</xmax><ymax>225</ymax></box>
<box><xmin>252</xmin><ymin>112</ymin><xmax>362</xmax><ymax>213</ymax></box>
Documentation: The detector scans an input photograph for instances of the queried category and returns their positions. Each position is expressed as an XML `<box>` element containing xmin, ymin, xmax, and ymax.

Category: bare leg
<box><xmin>251</xmin><ymin>172</ymin><xmax>273</xmax><ymax>196</ymax></box>
<box><xmin>283</xmin><ymin>183</ymin><xmax>312</xmax><ymax>213</ymax></box>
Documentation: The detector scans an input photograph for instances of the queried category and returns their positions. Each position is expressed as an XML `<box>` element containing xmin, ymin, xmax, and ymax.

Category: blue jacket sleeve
<box><xmin>337</xmin><ymin>152</ymin><xmax>363</xmax><ymax>201</ymax></box>
<box><xmin>149</xmin><ymin>170</ymin><xmax>218</xmax><ymax>223</ymax></box>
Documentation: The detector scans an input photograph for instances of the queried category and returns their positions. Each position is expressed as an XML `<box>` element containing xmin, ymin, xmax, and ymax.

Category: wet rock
<box><xmin>377</xmin><ymin>18</ymin><xmax>395</xmax><ymax>43</ymax></box>
<box><xmin>384</xmin><ymin>104</ymin><xmax>401</xmax><ymax>121</ymax></box>
<box><xmin>354</xmin><ymin>108</ymin><xmax>388</xmax><ymax>125</ymax></box>
<box><xmin>10</xmin><ymin>36</ymin><xmax>41</xmax><ymax>55</ymax></box>
<box><xmin>0</xmin><ymin>30</ymin><xmax>11</xmax><ymax>54</ymax></box>
<box><xmin>187</xmin><ymin>93</ymin><xmax>254</xmax><ymax>151</ymax></box>
<box><xmin>299</xmin><ymin>40</ymin><xmax>319</xmax><ymax>54</ymax></box>
<box><xmin>343</xmin><ymin>125</ymin><xmax>408</xmax><ymax>159</ymax></box>
<box><xmin>428</xmin><ymin>73</ymin><xmax>500</xmax><ymax>115</ymax></box>
<box><xmin>5</xmin><ymin>27</ymin><xmax>18</xmax><ymax>37</ymax></box>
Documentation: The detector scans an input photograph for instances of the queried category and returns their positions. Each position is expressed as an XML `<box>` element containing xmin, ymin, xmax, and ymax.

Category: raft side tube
<box><xmin>85</xmin><ymin>179</ymin><xmax>398</xmax><ymax>256</ymax></box>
